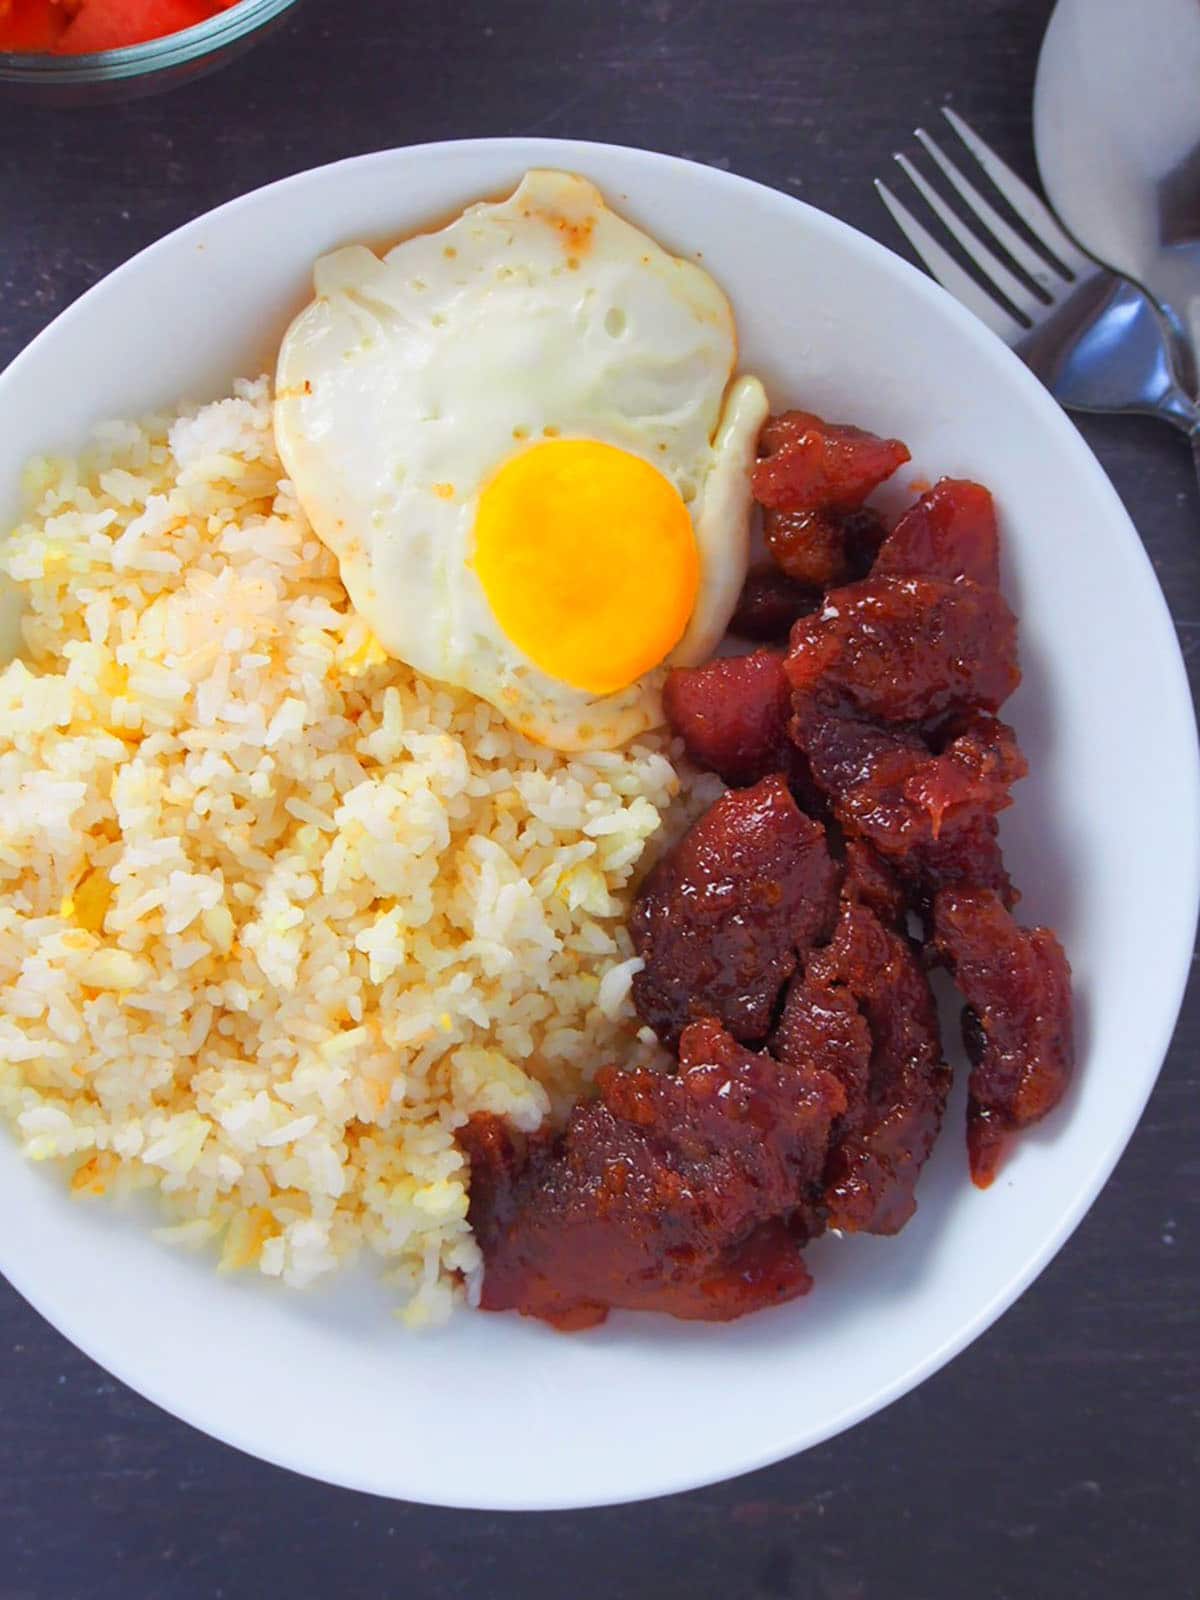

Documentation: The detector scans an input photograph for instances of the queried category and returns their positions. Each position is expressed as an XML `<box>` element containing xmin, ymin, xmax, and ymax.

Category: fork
<box><xmin>876</xmin><ymin>107</ymin><xmax>1200</xmax><ymax>449</ymax></box>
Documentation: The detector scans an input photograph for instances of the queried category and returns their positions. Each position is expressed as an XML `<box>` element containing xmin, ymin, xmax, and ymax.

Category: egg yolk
<box><xmin>472</xmin><ymin>439</ymin><xmax>699</xmax><ymax>696</ymax></box>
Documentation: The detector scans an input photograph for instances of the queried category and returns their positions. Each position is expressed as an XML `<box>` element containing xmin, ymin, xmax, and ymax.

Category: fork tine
<box><xmin>894</xmin><ymin>152</ymin><xmax>1045</xmax><ymax>321</ymax></box>
<box><xmin>874</xmin><ymin>180</ymin><xmax>1025</xmax><ymax>344</ymax></box>
<box><xmin>940</xmin><ymin>107</ymin><xmax>1091</xmax><ymax>273</ymax></box>
<box><xmin>914</xmin><ymin>128</ymin><xmax>1069</xmax><ymax>297</ymax></box>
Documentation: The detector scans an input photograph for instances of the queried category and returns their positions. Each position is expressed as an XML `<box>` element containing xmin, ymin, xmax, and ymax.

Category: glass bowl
<box><xmin>0</xmin><ymin>0</ymin><xmax>303</xmax><ymax>102</ymax></box>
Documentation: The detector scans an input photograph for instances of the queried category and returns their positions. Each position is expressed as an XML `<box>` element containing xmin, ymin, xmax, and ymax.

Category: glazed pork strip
<box><xmin>932</xmin><ymin>888</ymin><xmax>1074</xmax><ymax>1188</ymax></box>
<box><xmin>775</xmin><ymin>897</ymin><xmax>949</xmax><ymax>1235</ymax></box>
<box><xmin>872</xmin><ymin>478</ymin><xmax>1000</xmax><ymax>589</ymax></box>
<box><xmin>462</xmin><ymin>1017</ymin><xmax>847</xmax><ymax>1328</ymax></box>
<box><xmin>630</xmin><ymin>774</ymin><xmax>839</xmax><ymax>1049</ymax></box>
<box><xmin>783</xmin><ymin>575</ymin><xmax>1020</xmax><ymax>725</ymax></box>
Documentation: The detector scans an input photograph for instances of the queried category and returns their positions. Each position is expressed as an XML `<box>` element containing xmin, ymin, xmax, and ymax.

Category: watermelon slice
<box><xmin>0</xmin><ymin>0</ymin><xmax>71</xmax><ymax>52</ymax></box>
<box><xmin>58</xmin><ymin>0</ymin><xmax>227</xmax><ymax>52</ymax></box>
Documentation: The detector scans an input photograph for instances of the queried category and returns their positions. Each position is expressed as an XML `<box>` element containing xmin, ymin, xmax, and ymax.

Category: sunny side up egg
<box><xmin>274</xmin><ymin>169</ymin><xmax>768</xmax><ymax>750</ymax></box>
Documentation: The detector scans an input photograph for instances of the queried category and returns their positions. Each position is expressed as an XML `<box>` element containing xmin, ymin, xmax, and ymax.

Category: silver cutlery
<box><xmin>875</xmin><ymin>108</ymin><xmax>1200</xmax><ymax>471</ymax></box>
<box><xmin>1034</xmin><ymin>0</ymin><xmax>1200</xmax><ymax>393</ymax></box>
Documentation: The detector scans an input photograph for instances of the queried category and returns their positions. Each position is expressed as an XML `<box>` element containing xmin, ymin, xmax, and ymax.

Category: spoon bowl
<box><xmin>1034</xmin><ymin>0</ymin><xmax>1200</xmax><ymax>390</ymax></box>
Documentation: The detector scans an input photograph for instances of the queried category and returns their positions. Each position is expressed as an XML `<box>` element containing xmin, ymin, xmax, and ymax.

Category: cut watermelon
<box><xmin>57</xmin><ymin>0</ymin><xmax>227</xmax><ymax>52</ymax></box>
<box><xmin>0</xmin><ymin>0</ymin><xmax>71</xmax><ymax>52</ymax></box>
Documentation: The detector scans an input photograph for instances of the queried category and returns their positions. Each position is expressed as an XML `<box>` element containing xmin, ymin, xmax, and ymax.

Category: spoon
<box><xmin>1033</xmin><ymin>0</ymin><xmax>1200</xmax><ymax>393</ymax></box>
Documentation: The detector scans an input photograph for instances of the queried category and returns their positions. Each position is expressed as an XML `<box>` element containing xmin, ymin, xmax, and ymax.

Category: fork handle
<box><xmin>1156</xmin><ymin>382</ymin><xmax>1200</xmax><ymax>434</ymax></box>
<box><xmin>1148</xmin><ymin>366</ymin><xmax>1200</xmax><ymax>494</ymax></box>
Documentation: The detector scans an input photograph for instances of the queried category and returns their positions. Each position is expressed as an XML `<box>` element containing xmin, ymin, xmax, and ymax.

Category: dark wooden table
<box><xmin>2</xmin><ymin>2</ymin><xmax>1197</xmax><ymax>1595</ymax></box>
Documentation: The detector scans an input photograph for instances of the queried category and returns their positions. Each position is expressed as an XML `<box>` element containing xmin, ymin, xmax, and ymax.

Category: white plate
<box><xmin>0</xmin><ymin>140</ymin><xmax>1196</xmax><ymax>1511</ymax></box>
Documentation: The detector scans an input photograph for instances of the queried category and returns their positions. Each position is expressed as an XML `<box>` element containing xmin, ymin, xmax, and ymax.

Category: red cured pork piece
<box><xmin>461</xmin><ymin>1018</ymin><xmax>846</xmax><ymax>1328</ymax></box>
<box><xmin>631</xmin><ymin>775</ymin><xmax>839</xmax><ymax>1048</ymax></box>
<box><xmin>873</xmin><ymin>478</ymin><xmax>1000</xmax><ymax>589</ymax></box>
<box><xmin>752</xmin><ymin>411</ymin><xmax>910</xmax><ymax>512</ymax></box>
<box><xmin>729</xmin><ymin>563</ymin><xmax>821</xmax><ymax>643</ymax></box>
<box><xmin>663</xmin><ymin>650</ymin><xmax>793</xmax><ymax>789</ymax></box>
<box><xmin>791</xmin><ymin>703</ymin><xmax>1026</xmax><ymax>858</ymax></box>
<box><xmin>784</xmin><ymin>576</ymin><xmax>1020</xmax><ymax>726</ymax></box>
<box><xmin>932</xmin><ymin>889</ymin><xmax>1074</xmax><ymax>1188</ymax></box>
<box><xmin>763</xmin><ymin>505</ymin><xmax>889</xmax><ymax>589</ymax></box>
<box><xmin>776</xmin><ymin>900</ymin><xmax>949</xmax><ymax>1235</ymax></box>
